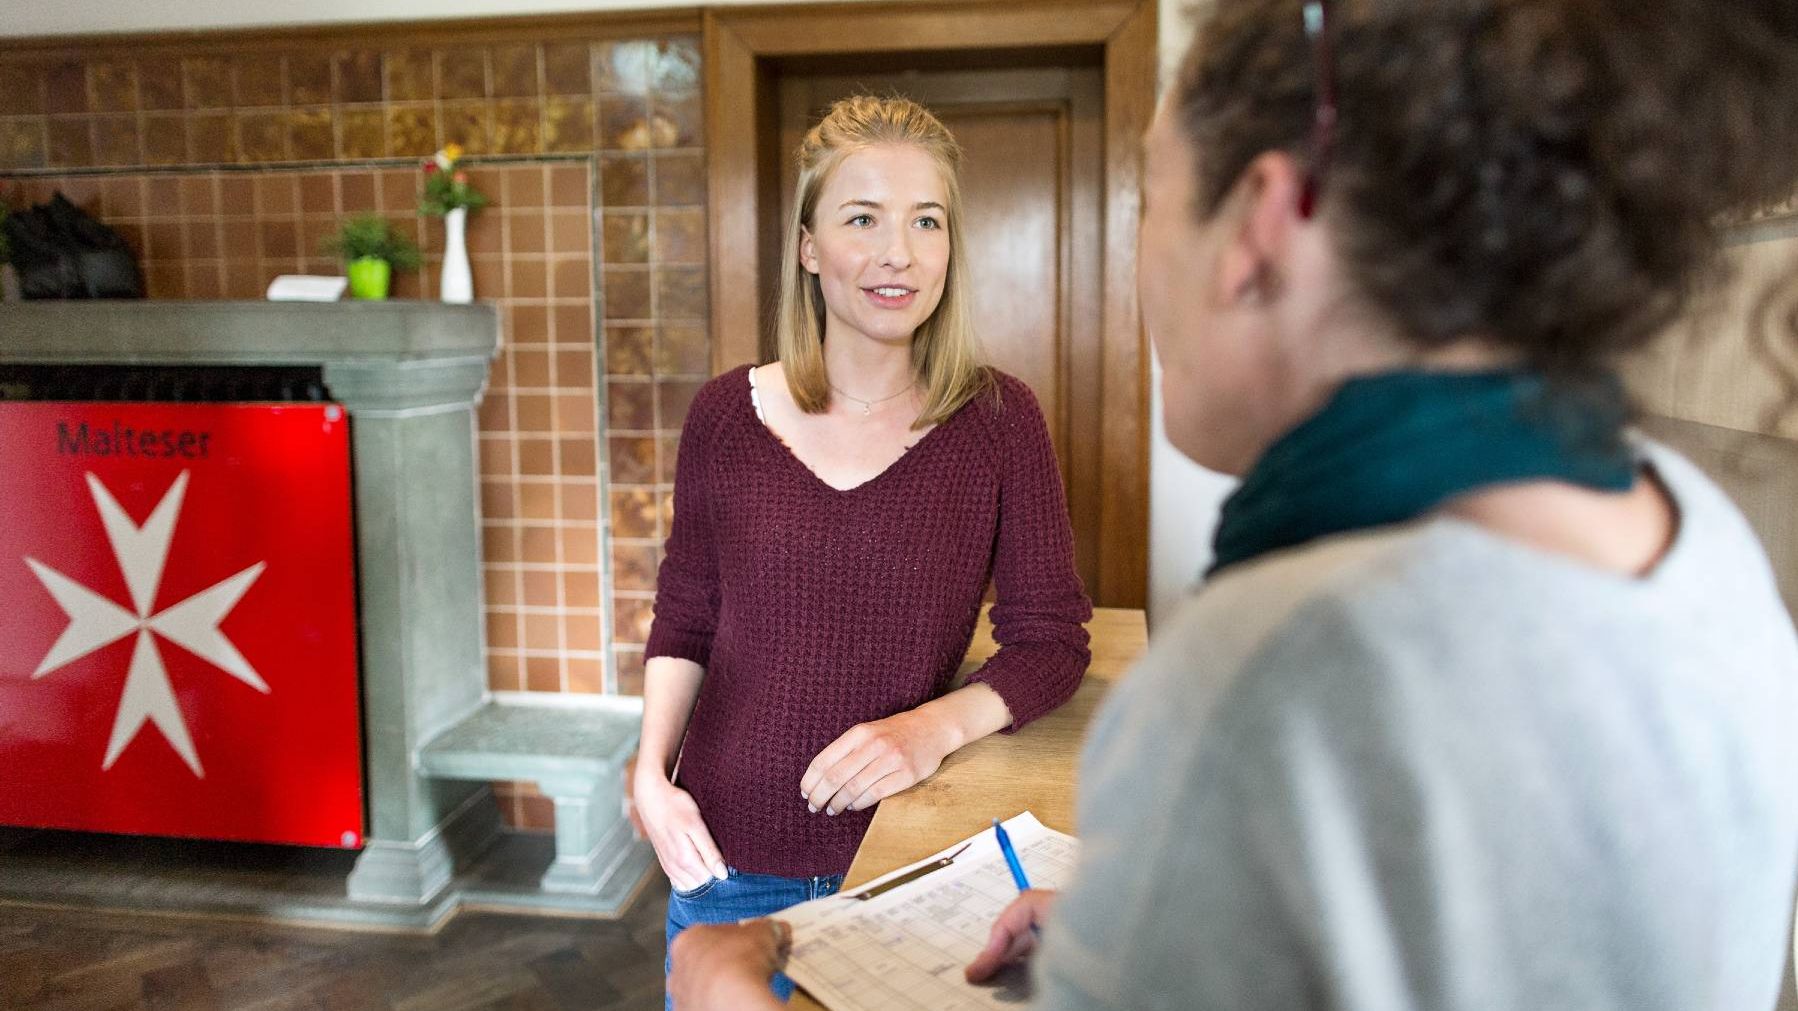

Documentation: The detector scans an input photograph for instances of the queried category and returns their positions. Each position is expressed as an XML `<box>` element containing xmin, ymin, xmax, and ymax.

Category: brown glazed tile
<box><xmin>485</xmin><ymin>651</ymin><xmax>520</xmax><ymax>691</ymax></box>
<box><xmin>237</xmin><ymin>112</ymin><xmax>288</xmax><ymax>163</ymax></box>
<box><xmin>476</xmin><ymin>393</ymin><xmax>509</xmax><ymax>435</ymax></box>
<box><xmin>146</xmin><ymin>222</ymin><xmax>181</xmax><ymax>259</ymax></box>
<box><xmin>603</xmin><ymin>267</ymin><xmax>651</xmax><ymax>319</ymax></box>
<box><xmin>484</xmin><ymin>566</ymin><xmax>519</xmax><ymax>607</ymax></box>
<box><xmin>547</xmin><ymin>163</ymin><xmax>587</xmax><ymax>207</ymax></box>
<box><xmin>509</xmin><ymin>257</ymin><xmax>549</xmax><ymax>299</ymax></box>
<box><xmin>611</xmin><ymin>542</ymin><xmax>658</xmax><ymax>592</ymax></box>
<box><xmin>0</xmin><ymin>65</ymin><xmax>45</xmax><ymax>116</ymax></box>
<box><xmin>340</xmin><ymin>172</ymin><xmax>377</xmax><ymax>211</ymax></box>
<box><xmin>514</xmin><ymin>348</ymin><xmax>551</xmax><ymax>387</ymax></box>
<box><xmin>387</xmin><ymin>104</ymin><xmax>437</xmax><ymax>158</ymax></box>
<box><xmin>112</xmin><ymin>223</ymin><xmax>147</xmax><ymax>259</ymax></box>
<box><xmin>441</xmin><ymin>101</ymin><xmax>492</xmax><ymax>155</ymax></box>
<box><xmin>542</xmin><ymin>42</ymin><xmax>590</xmax><ymax>96</ymax></box>
<box><xmin>233</xmin><ymin>56</ymin><xmax>286</xmax><ymax>108</ymax></box>
<box><xmin>654</xmin><ymin>208</ymin><xmax>703</xmax><ymax>263</ymax></box>
<box><xmin>481</xmin><ymin>522</ymin><xmax>518</xmax><ymax>562</ymax></box>
<box><xmin>255</xmin><ymin>174</ymin><xmax>298</xmax><ymax>214</ymax></box>
<box><xmin>523</xmin><ymin>615</ymin><xmax>558</xmax><ymax>653</ymax></box>
<box><xmin>515</xmin><ymin>393</ymin><xmax>553</xmax><ymax>432</ymax></box>
<box><xmin>470</xmin><ymin>255</ymin><xmax>506</xmax><ymax>298</ymax></box>
<box><xmin>568</xmin><ymin>656</ymin><xmax>603</xmax><ymax>694</ymax></box>
<box><xmin>181</xmin><ymin>57</ymin><xmax>232</xmax><ymax>110</ymax></box>
<box><xmin>466</xmin><ymin>212</ymin><xmax>502</xmax><ymax>254</ymax></box>
<box><xmin>143</xmin><ymin>261</ymin><xmax>181</xmax><ymax>299</ymax></box>
<box><xmin>615</xmin><ymin>649</ymin><xmax>645</xmax><ymax>696</ymax></box>
<box><xmin>45</xmin><ymin>62</ymin><xmax>87</xmax><ymax>115</ymax></box>
<box><xmin>219</xmin><ymin>175</ymin><xmax>253</xmax><ymax>215</ymax></box>
<box><xmin>183</xmin><ymin>219</ymin><xmax>221</xmax><ymax>258</ymax></box>
<box><xmin>652</xmin><ymin>93</ymin><xmax>701</xmax><ymax>149</ymax></box>
<box><xmin>610</xmin><ymin>489</ymin><xmax>659</xmax><ymax>539</ymax></box>
<box><xmin>510</xmin><ymin>304</ymin><xmax>550</xmax><ymax>343</ymax></box>
<box><xmin>144</xmin><ymin>176</ymin><xmax>179</xmax><ymax>215</ymax></box>
<box><xmin>605</xmin><ymin>325</ymin><xmax>653</xmax><ymax>375</ymax></box>
<box><xmin>549</xmin><ymin>210</ymin><xmax>589</xmax><ymax>255</ymax></box>
<box><xmin>508</xmin><ymin>212</ymin><xmax>547</xmax><ymax>255</ymax></box>
<box><xmin>564</xmin><ymin>616</ymin><xmax>601</xmax><ymax>656</ymax></box>
<box><xmin>599</xmin><ymin>153</ymin><xmax>649</xmax><ymax>206</ymax></box>
<box><xmin>556</xmin><ymin>392</ymin><xmax>595</xmax><ymax>433</ymax></box>
<box><xmin>490</xmin><ymin>100</ymin><xmax>541</xmax><ymax>155</ymax></box>
<box><xmin>339</xmin><ymin>108</ymin><xmax>386</xmax><ymax>159</ymax></box>
<box><xmin>223</xmin><ymin>260</ymin><xmax>264</xmax><ymax>299</ymax></box>
<box><xmin>607</xmin><ymin>379</ymin><xmax>655</xmax><ymax>431</ymax></box>
<box><xmin>46</xmin><ymin>119</ymin><xmax>93</xmax><ymax>168</ymax></box>
<box><xmin>656</xmin><ymin>267</ymin><xmax>708</xmax><ymax>319</ymax></box>
<box><xmin>552</xmin><ymin>258</ymin><xmax>591</xmax><ymax>299</ymax></box>
<box><xmin>518</xmin><ymin>483</ymin><xmax>555</xmax><ymax>521</ymax></box>
<box><xmin>491</xmin><ymin>44</ymin><xmax>539</xmax><ymax>99</ymax></box>
<box><xmin>554</xmin><ymin>347</ymin><xmax>594</xmax><ymax>388</ymax></box>
<box><xmin>560</xmin><ymin>483</ymin><xmax>597</xmax><ymax>525</ymax></box>
<box><xmin>602</xmin><ymin>211</ymin><xmax>649</xmax><ymax>264</ymax></box>
<box><xmin>656</xmin><ymin>379</ymin><xmax>703</xmax><ymax>430</ymax></box>
<box><xmin>221</xmin><ymin>219</ymin><xmax>257</xmax><ymax>258</ymax></box>
<box><xmin>504</xmin><ymin>165</ymin><xmax>545</xmax><ymax>207</ymax></box>
<box><xmin>609</xmin><ymin>435</ymin><xmax>656</xmax><ymax>484</ymax></box>
<box><xmin>653</xmin><ymin>152</ymin><xmax>705</xmax><ymax>206</ymax></box>
<box><xmin>288</xmin><ymin>108</ymin><xmax>334</xmax><ymax>160</ymax></box>
<box><xmin>521</xmin><ymin>568</ymin><xmax>557</xmax><ymax>605</ymax></box>
<box><xmin>258</xmin><ymin>219</ymin><xmax>299</xmax><ymax>260</ymax></box>
<box><xmin>554</xmin><ymin>304</ymin><xmax>594</xmax><ymax>346</ymax></box>
<box><xmin>142</xmin><ymin>114</ymin><xmax>187</xmax><ymax>165</ymax></box>
<box><xmin>385</xmin><ymin>50</ymin><xmax>434</xmax><ymax>103</ymax></box>
<box><xmin>613</xmin><ymin>596</ymin><xmax>654</xmax><ymax>645</ymax></box>
<box><xmin>298</xmin><ymin>173</ymin><xmax>336</xmax><ymax>214</ymax></box>
<box><xmin>186</xmin><ymin>260</ymin><xmax>225</xmax><ymax>299</ymax></box>
<box><xmin>336</xmin><ymin>51</ymin><xmax>384</xmax><ymax>104</ymax></box>
<box><xmin>287</xmin><ymin>52</ymin><xmax>333</xmax><ymax>105</ymax></box>
<box><xmin>136</xmin><ymin>59</ymin><xmax>182</xmax><ymax>112</ymax></box>
<box><xmin>486</xmin><ymin>609</ymin><xmax>519</xmax><ymax>649</ymax></box>
<box><xmin>89</xmin><ymin>116</ymin><xmax>140</xmax><ymax>166</ymax></box>
<box><xmin>87</xmin><ymin>62</ymin><xmax>138</xmax><ymax>113</ymax></box>
<box><xmin>598</xmin><ymin>95</ymin><xmax>651</xmax><ymax>151</ymax></box>
<box><xmin>300</xmin><ymin>218</ymin><xmax>338</xmax><ymax>261</ymax></box>
<box><xmin>100</xmin><ymin>177</ymin><xmax>145</xmax><ymax>218</ymax></box>
<box><xmin>437</xmin><ymin>47</ymin><xmax>487</xmax><ymax>101</ymax></box>
<box><xmin>379</xmin><ymin>168</ymin><xmax>417</xmax><ymax>211</ymax></box>
<box><xmin>520</xmin><ymin>440</ymin><xmax>555</xmax><ymax>478</ymax></box>
<box><xmin>656</xmin><ymin>322</ymin><xmax>710</xmax><ymax>376</ymax></box>
<box><xmin>0</xmin><ymin>122</ymin><xmax>46</xmax><ymax>170</ymax></box>
<box><xmin>187</xmin><ymin>113</ymin><xmax>237</xmax><ymax>163</ymax></box>
<box><xmin>479</xmin><ymin>479</ymin><xmax>514</xmax><ymax>519</ymax></box>
<box><xmin>57</xmin><ymin>177</ymin><xmax>101</xmax><ymax>210</ymax></box>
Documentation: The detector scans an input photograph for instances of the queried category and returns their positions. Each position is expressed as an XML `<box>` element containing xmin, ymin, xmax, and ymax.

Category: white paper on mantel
<box><xmin>777</xmin><ymin>811</ymin><xmax>1079</xmax><ymax>1011</ymax></box>
<box><xmin>265</xmin><ymin>275</ymin><xmax>346</xmax><ymax>301</ymax></box>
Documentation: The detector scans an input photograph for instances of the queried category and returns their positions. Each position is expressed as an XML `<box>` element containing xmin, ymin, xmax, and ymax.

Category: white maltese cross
<box><xmin>25</xmin><ymin>471</ymin><xmax>268</xmax><ymax>778</ymax></box>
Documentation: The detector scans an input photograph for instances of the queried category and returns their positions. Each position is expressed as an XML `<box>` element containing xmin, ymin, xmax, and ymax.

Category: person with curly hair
<box><xmin>669</xmin><ymin>1</ymin><xmax>1798</xmax><ymax>1007</ymax></box>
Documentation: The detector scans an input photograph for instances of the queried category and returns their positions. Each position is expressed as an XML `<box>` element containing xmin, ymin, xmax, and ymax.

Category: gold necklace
<box><xmin>828</xmin><ymin>379</ymin><xmax>915</xmax><ymax>416</ymax></box>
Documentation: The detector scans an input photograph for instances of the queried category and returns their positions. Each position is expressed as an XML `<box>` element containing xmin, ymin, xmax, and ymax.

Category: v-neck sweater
<box><xmin>646</xmin><ymin>364</ymin><xmax>1093</xmax><ymax>877</ymax></box>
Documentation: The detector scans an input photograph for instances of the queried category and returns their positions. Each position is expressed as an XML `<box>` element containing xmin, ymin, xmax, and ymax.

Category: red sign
<box><xmin>0</xmin><ymin>402</ymin><xmax>363</xmax><ymax>848</ymax></box>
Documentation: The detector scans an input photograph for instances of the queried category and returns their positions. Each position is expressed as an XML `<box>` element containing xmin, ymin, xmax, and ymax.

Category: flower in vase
<box><xmin>420</xmin><ymin>143</ymin><xmax>488</xmax><ymax>216</ymax></box>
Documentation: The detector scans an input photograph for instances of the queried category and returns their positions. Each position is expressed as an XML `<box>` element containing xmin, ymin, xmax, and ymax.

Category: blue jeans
<box><xmin>664</xmin><ymin>867</ymin><xmax>843</xmax><ymax>1009</ymax></box>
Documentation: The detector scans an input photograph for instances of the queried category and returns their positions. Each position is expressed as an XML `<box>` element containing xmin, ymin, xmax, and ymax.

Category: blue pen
<box><xmin>992</xmin><ymin>817</ymin><xmax>1031</xmax><ymax>891</ymax></box>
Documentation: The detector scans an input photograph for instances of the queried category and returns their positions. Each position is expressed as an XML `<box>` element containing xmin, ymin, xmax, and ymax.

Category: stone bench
<box><xmin>418</xmin><ymin>696</ymin><xmax>641</xmax><ymax>896</ymax></box>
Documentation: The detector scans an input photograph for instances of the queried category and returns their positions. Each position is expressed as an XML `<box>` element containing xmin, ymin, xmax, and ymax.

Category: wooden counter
<box><xmin>790</xmin><ymin>606</ymin><xmax>1148</xmax><ymax>1010</ymax></box>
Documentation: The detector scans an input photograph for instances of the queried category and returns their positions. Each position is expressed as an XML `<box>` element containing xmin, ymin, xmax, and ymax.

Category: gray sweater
<box><xmin>1036</xmin><ymin>443</ymin><xmax>1798</xmax><ymax>1009</ymax></box>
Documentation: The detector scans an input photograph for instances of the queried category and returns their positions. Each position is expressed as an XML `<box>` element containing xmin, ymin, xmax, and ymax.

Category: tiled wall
<box><xmin>0</xmin><ymin>33</ymin><xmax>708</xmax><ymax>828</ymax></box>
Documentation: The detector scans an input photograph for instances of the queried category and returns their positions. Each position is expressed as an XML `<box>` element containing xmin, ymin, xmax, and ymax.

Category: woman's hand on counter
<box><xmin>965</xmin><ymin>889</ymin><xmax>1058</xmax><ymax>983</ymax></box>
<box><xmin>800</xmin><ymin>683</ymin><xmax>1013</xmax><ymax>816</ymax></box>
<box><xmin>632</xmin><ymin>764</ymin><xmax>728</xmax><ymax>893</ymax></box>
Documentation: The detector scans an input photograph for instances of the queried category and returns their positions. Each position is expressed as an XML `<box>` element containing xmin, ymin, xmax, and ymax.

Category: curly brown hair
<box><xmin>1173</xmin><ymin>0</ymin><xmax>1798</xmax><ymax>381</ymax></box>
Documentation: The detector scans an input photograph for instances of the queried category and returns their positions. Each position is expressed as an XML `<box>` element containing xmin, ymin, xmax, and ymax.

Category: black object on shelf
<box><xmin>2</xmin><ymin>193</ymin><xmax>145</xmax><ymax>300</ymax></box>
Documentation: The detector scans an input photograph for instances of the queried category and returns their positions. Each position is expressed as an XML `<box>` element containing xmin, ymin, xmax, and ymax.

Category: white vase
<box><xmin>440</xmin><ymin>207</ymin><xmax>473</xmax><ymax>304</ymax></box>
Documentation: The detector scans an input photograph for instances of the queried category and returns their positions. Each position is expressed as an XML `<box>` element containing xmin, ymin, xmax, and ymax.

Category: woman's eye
<box><xmin>849</xmin><ymin>214</ymin><xmax>874</xmax><ymax>227</ymax></box>
<box><xmin>915</xmin><ymin>217</ymin><xmax>941</xmax><ymax>230</ymax></box>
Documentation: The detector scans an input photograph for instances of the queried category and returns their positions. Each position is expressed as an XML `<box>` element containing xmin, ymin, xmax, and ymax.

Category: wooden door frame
<box><xmin>702</xmin><ymin>0</ymin><xmax>1155</xmax><ymax>608</ymax></box>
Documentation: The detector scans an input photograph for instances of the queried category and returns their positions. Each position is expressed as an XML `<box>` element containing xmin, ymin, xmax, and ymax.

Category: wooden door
<box><xmin>778</xmin><ymin>67</ymin><xmax>1111</xmax><ymax>602</ymax></box>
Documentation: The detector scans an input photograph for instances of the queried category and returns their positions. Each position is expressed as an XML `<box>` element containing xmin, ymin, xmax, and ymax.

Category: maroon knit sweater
<box><xmin>645</xmin><ymin>365</ymin><xmax>1092</xmax><ymax>878</ymax></box>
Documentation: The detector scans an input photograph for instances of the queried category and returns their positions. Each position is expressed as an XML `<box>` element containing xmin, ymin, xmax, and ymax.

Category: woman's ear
<box><xmin>799</xmin><ymin>225</ymin><xmax>820</xmax><ymax>276</ymax></box>
<box><xmin>1218</xmin><ymin>151</ymin><xmax>1306</xmax><ymax>306</ymax></box>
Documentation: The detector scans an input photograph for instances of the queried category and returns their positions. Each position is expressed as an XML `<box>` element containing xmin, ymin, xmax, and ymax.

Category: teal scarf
<box><xmin>1208</xmin><ymin>370</ymin><xmax>1636</xmax><ymax>576</ymax></box>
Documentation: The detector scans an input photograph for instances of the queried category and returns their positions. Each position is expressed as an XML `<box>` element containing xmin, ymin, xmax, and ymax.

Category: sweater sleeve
<box><xmin>644</xmin><ymin>374</ymin><xmax>728</xmax><ymax>666</ymax></box>
<box><xmin>963</xmin><ymin>374</ymin><xmax>1093</xmax><ymax>731</ymax></box>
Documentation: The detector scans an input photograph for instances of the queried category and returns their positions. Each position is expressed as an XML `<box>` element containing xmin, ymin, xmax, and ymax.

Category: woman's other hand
<box><xmin>632</xmin><ymin>764</ymin><xmax>728</xmax><ymax>893</ymax></box>
<box><xmin>965</xmin><ymin>889</ymin><xmax>1057</xmax><ymax>983</ymax></box>
<box><xmin>800</xmin><ymin>684</ymin><xmax>1012</xmax><ymax>815</ymax></box>
<box><xmin>668</xmin><ymin>920</ymin><xmax>791</xmax><ymax>1011</ymax></box>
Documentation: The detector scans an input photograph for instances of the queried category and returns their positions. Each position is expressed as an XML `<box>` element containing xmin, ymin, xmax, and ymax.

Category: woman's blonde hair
<box><xmin>773</xmin><ymin>94</ymin><xmax>991</xmax><ymax>428</ymax></box>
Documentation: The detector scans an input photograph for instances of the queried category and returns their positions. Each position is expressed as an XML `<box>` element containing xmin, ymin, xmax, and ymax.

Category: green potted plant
<box><xmin>321</xmin><ymin>215</ymin><xmax>420</xmax><ymax>301</ymax></box>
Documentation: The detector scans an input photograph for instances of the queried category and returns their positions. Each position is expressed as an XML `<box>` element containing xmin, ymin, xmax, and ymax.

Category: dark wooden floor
<box><xmin>0</xmin><ymin>885</ymin><xmax>672</xmax><ymax>1011</ymax></box>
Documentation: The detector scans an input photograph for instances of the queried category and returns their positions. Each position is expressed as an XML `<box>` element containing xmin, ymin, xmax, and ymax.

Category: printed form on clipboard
<box><xmin>778</xmin><ymin>812</ymin><xmax>1080</xmax><ymax>1011</ymax></box>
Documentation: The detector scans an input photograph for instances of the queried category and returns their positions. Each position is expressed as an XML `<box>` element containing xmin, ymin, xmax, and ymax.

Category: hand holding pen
<box><xmin>965</xmin><ymin>818</ymin><xmax>1057</xmax><ymax>983</ymax></box>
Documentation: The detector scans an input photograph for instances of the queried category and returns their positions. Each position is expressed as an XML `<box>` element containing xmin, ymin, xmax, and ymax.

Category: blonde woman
<box><xmin>634</xmin><ymin>95</ymin><xmax>1092</xmax><ymax>1001</ymax></box>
